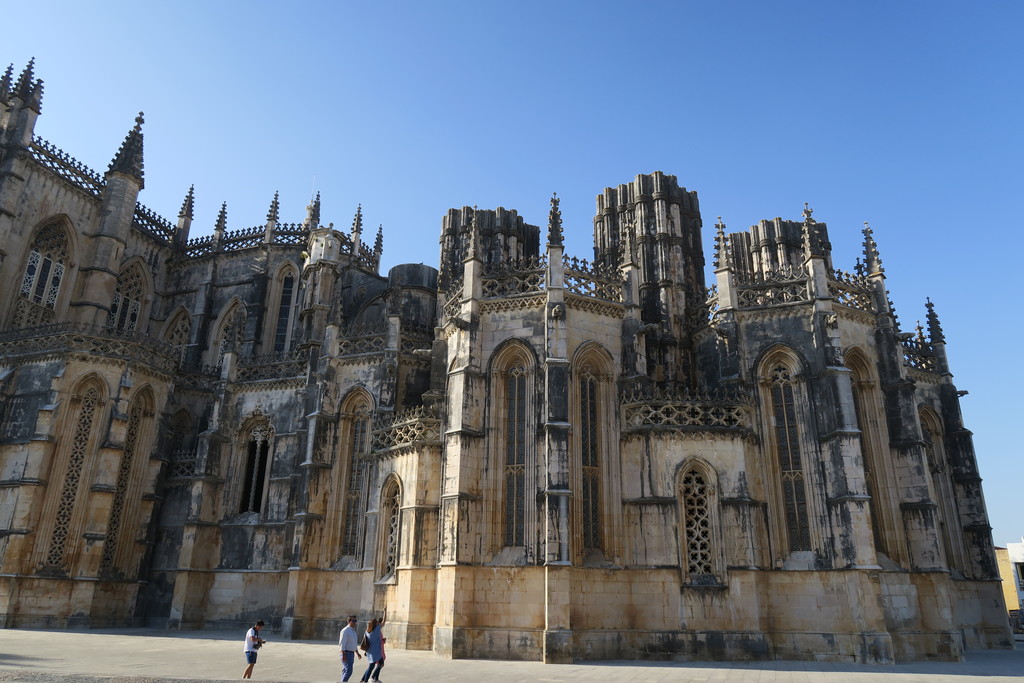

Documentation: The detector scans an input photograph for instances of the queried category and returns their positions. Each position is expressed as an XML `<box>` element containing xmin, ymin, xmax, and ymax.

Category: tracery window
<box><xmin>100</xmin><ymin>391</ymin><xmax>153</xmax><ymax>574</ymax></box>
<box><xmin>273</xmin><ymin>272</ymin><xmax>296</xmax><ymax>352</ymax></box>
<box><xmin>212</xmin><ymin>303</ymin><xmax>246</xmax><ymax>362</ymax></box>
<box><xmin>239</xmin><ymin>422</ymin><xmax>272</xmax><ymax>514</ymax></box>
<box><xmin>107</xmin><ymin>264</ymin><xmax>146</xmax><ymax>333</ymax></box>
<box><xmin>12</xmin><ymin>222</ymin><xmax>69</xmax><ymax>329</ymax></box>
<box><xmin>165</xmin><ymin>310</ymin><xmax>191</xmax><ymax>363</ymax></box>
<box><xmin>769</xmin><ymin>365</ymin><xmax>811</xmax><ymax>552</ymax></box>
<box><xmin>680</xmin><ymin>469</ymin><xmax>714</xmax><ymax>581</ymax></box>
<box><xmin>45</xmin><ymin>382</ymin><xmax>102</xmax><ymax>569</ymax></box>
<box><xmin>378</xmin><ymin>479</ymin><xmax>401</xmax><ymax>580</ymax></box>
<box><xmin>579</xmin><ymin>366</ymin><xmax>602</xmax><ymax>551</ymax></box>
<box><xmin>920</xmin><ymin>412</ymin><xmax>962</xmax><ymax>572</ymax></box>
<box><xmin>504</xmin><ymin>364</ymin><xmax>527</xmax><ymax>547</ymax></box>
<box><xmin>167</xmin><ymin>409</ymin><xmax>197</xmax><ymax>479</ymax></box>
<box><xmin>341</xmin><ymin>403</ymin><xmax>372</xmax><ymax>556</ymax></box>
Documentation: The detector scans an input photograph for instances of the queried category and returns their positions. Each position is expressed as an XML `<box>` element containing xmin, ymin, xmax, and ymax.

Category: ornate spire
<box><xmin>713</xmin><ymin>216</ymin><xmax>727</xmax><ymax>269</ymax></box>
<box><xmin>108</xmin><ymin>112</ymin><xmax>145</xmax><ymax>187</ymax></box>
<box><xmin>178</xmin><ymin>185</ymin><xmax>195</xmax><ymax>219</ymax></box>
<box><xmin>914</xmin><ymin>321</ymin><xmax>926</xmax><ymax>344</ymax></box>
<box><xmin>0</xmin><ymin>64</ymin><xmax>13</xmax><ymax>104</ymax></box>
<box><xmin>14</xmin><ymin>58</ymin><xmax>35</xmax><ymax>100</ymax></box>
<box><xmin>214</xmin><ymin>202</ymin><xmax>228</xmax><ymax>233</ymax></box>
<box><xmin>351</xmin><ymin>204</ymin><xmax>363</xmax><ymax>235</ymax></box>
<box><xmin>374</xmin><ymin>224</ymin><xmax>383</xmax><ymax>255</ymax></box>
<box><xmin>925</xmin><ymin>298</ymin><xmax>945</xmax><ymax>344</ymax></box>
<box><xmin>267</xmin><ymin>191</ymin><xmax>280</xmax><ymax>223</ymax></box>
<box><xmin>547</xmin><ymin>192</ymin><xmax>563</xmax><ymax>247</ymax></box>
<box><xmin>466</xmin><ymin>206</ymin><xmax>479</xmax><ymax>260</ymax></box>
<box><xmin>862</xmin><ymin>221</ymin><xmax>883</xmax><ymax>275</ymax></box>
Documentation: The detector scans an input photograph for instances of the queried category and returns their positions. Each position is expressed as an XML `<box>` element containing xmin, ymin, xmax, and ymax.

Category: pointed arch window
<box><xmin>678</xmin><ymin>466</ymin><xmax>725</xmax><ymax>585</ymax></box>
<box><xmin>341</xmin><ymin>402</ymin><xmax>372</xmax><ymax>556</ymax></box>
<box><xmin>101</xmin><ymin>391</ymin><xmax>154</xmax><ymax>575</ymax></box>
<box><xmin>920</xmin><ymin>412</ymin><xmax>963</xmax><ymax>573</ymax></box>
<box><xmin>212</xmin><ymin>303</ymin><xmax>246</xmax><ymax>362</ymax></box>
<box><xmin>107</xmin><ymin>264</ymin><xmax>146</xmax><ymax>333</ymax></box>
<box><xmin>504</xmin><ymin>363</ymin><xmax>528</xmax><ymax>547</ymax></box>
<box><xmin>165</xmin><ymin>311</ymin><xmax>192</xmax><ymax>363</ymax></box>
<box><xmin>768</xmin><ymin>365</ymin><xmax>811</xmax><ymax>552</ymax></box>
<box><xmin>378</xmin><ymin>478</ymin><xmax>401</xmax><ymax>580</ymax></box>
<box><xmin>273</xmin><ymin>269</ymin><xmax>297</xmax><ymax>352</ymax></box>
<box><xmin>12</xmin><ymin>222</ymin><xmax>69</xmax><ymax>328</ymax></box>
<box><xmin>45</xmin><ymin>382</ymin><xmax>103</xmax><ymax>569</ymax></box>
<box><xmin>578</xmin><ymin>365</ymin><xmax>602</xmax><ymax>551</ymax></box>
<box><xmin>240</xmin><ymin>422</ymin><xmax>272</xmax><ymax>514</ymax></box>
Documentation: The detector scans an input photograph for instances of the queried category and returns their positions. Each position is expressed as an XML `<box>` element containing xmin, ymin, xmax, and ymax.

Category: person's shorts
<box><xmin>245</xmin><ymin>651</ymin><xmax>258</xmax><ymax>664</ymax></box>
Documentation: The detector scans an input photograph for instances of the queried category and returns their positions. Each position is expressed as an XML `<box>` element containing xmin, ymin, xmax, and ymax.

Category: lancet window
<box><xmin>378</xmin><ymin>478</ymin><xmax>401</xmax><ymax>580</ymax></box>
<box><xmin>212</xmin><ymin>302</ymin><xmax>246</xmax><ymax>362</ymax></box>
<box><xmin>503</xmin><ymin>363</ymin><xmax>528</xmax><ymax>547</ymax></box>
<box><xmin>45</xmin><ymin>381</ymin><xmax>103</xmax><ymax>569</ymax></box>
<box><xmin>12</xmin><ymin>222</ymin><xmax>69</xmax><ymax>328</ymax></box>
<box><xmin>165</xmin><ymin>310</ymin><xmax>191</xmax><ymax>363</ymax></box>
<box><xmin>340</xmin><ymin>398</ymin><xmax>373</xmax><ymax>556</ymax></box>
<box><xmin>679</xmin><ymin>466</ymin><xmax>719</xmax><ymax>583</ymax></box>
<box><xmin>272</xmin><ymin>269</ymin><xmax>297</xmax><ymax>352</ymax></box>
<box><xmin>920</xmin><ymin>411</ymin><xmax>963</xmax><ymax>573</ymax></box>
<box><xmin>100</xmin><ymin>390</ymin><xmax>153</xmax><ymax>575</ymax></box>
<box><xmin>767</xmin><ymin>364</ymin><xmax>811</xmax><ymax>552</ymax></box>
<box><xmin>578</xmin><ymin>365</ymin><xmax>602</xmax><ymax>551</ymax></box>
<box><xmin>239</xmin><ymin>422</ymin><xmax>272</xmax><ymax>514</ymax></box>
<box><xmin>107</xmin><ymin>264</ymin><xmax>146</xmax><ymax>333</ymax></box>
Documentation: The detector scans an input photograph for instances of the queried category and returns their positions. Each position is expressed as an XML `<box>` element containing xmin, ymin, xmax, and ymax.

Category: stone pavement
<box><xmin>0</xmin><ymin>629</ymin><xmax>1021</xmax><ymax>683</ymax></box>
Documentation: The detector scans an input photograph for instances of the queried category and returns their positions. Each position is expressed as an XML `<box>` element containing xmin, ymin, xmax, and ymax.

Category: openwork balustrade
<box><xmin>29</xmin><ymin>136</ymin><xmax>104</xmax><ymax>197</ymax></box>
<box><xmin>0</xmin><ymin>322</ymin><xmax>178</xmax><ymax>372</ymax></box>
<box><xmin>337</xmin><ymin>323</ymin><xmax>387</xmax><ymax>356</ymax></box>
<box><xmin>621</xmin><ymin>387</ymin><xmax>751</xmax><ymax>431</ymax></box>
<box><xmin>827</xmin><ymin>269</ymin><xmax>876</xmax><ymax>313</ymax></box>
<box><xmin>562</xmin><ymin>255</ymin><xmax>622</xmax><ymax>302</ymax></box>
<box><xmin>901</xmin><ymin>339</ymin><xmax>939</xmax><ymax>372</ymax></box>
<box><xmin>236</xmin><ymin>349</ymin><xmax>307</xmax><ymax>381</ymax></box>
<box><xmin>167</xmin><ymin>449</ymin><xmax>198</xmax><ymax>479</ymax></box>
<box><xmin>481</xmin><ymin>257</ymin><xmax>546</xmax><ymax>298</ymax></box>
<box><xmin>222</xmin><ymin>225</ymin><xmax>264</xmax><ymax>251</ymax></box>
<box><xmin>132</xmin><ymin>204</ymin><xmax>175</xmax><ymax>243</ymax></box>
<box><xmin>371</xmin><ymin>406</ymin><xmax>442</xmax><ymax>453</ymax></box>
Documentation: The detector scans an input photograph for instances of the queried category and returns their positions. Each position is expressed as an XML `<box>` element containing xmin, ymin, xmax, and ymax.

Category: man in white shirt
<box><xmin>338</xmin><ymin>615</ymin><xmax>362</xmax><ymax>682</ymax></box>
<box><xmin>243</xmin><ymin>619</ymin><xmax>265</xmax><ymax>679</ymax></box>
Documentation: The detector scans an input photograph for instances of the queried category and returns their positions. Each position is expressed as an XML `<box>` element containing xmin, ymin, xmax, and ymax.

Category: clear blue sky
<box><xmin>6</xmin><ymin>1</ymin><xmax>1021</xmax><ymax>545</ymax></box>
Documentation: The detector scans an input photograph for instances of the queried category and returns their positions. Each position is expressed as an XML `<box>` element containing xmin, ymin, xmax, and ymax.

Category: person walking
<box><xmin>338</xmin><ymin>614</ymin><xmax>363</xmax><ymax>682</ymax></box>
<box><xmin>359</xmin><ymin>608</ymin><xmax>387</xmax><ymax>683</ymax></box>
<box><xmin>242</xmin><ymin>619</ymin><xmax>265</xmax><ymax>679</ymax></box>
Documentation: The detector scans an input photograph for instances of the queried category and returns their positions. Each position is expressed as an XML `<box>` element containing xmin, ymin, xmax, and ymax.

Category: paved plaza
<box><xmin>0</xmin><ymin>628</ymin><xmax>1020</xmax><ymax>683</ymax></box>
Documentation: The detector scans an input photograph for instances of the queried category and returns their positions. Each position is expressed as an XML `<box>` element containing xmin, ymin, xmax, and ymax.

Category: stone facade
<box><xmin>0</xmin><ymin>60</ymin><xmax>1012</xmax><ymax>663</ymax></box>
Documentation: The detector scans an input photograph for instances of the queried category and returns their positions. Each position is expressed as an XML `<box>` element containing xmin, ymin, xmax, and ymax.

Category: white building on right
<box><xmin>996</xmin><ymin>539</ymin><xmax>1024</xmax><ymax>633</ymax></box>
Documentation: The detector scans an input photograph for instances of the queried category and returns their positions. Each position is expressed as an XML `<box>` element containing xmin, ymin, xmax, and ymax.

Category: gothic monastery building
<box><xmin>0</xmin><ymin>60</ymin><xmax>1011</xmax><ymax>663</ymax></box>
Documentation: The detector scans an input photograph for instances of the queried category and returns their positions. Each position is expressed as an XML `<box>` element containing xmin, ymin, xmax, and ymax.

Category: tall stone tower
<box><xmin>593</xmin><ymin>172</ymin><xmax>705</xmax><ymax>386</ymax></box>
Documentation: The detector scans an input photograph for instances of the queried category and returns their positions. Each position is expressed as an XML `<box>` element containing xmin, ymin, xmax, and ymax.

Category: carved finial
<box><xmin>854</xmin><ymin>257</ymin><xmax>865</xmax><ymax>277</ymax></box>
<box><xmin>925</xmin><ymin>297</ymin><xmax>945</xmax><ymax>344</ymax></box>
<box><xmin>374</xmin><ymin>224</ymin><xmax>383</xmax><ymax>255</ymax></box>
<box><xmin>266</xmin><ymin>191</ymin><xmax>280</xmax><ymax>223</ymax></box>
<box><xmin>306</xmin><ymin>191</ymin><xmax>321</xmax><ymax>228</ymax></box>
<box><xmin>214</xmin><ymin>202</ymin><xmax>228</xmax><ymax>234</ymax></box>
<box><xmin>547</xmin><ymin>192</ymin><xmax>563</xmax><ymax>247</ymax></box>
<box><xmin>179</xmin><ymin>185</ymin><xmax>195</xmax><ymax>219</ymax></box>
<box><xmin>108</xmin><ymin>112</ymin><xmax>145</xmax><ymax>187</ymax></box>
<box><xmin>862</xmin><ymin>221</ymin><xmax>883</xmax><ymax>276</ymax></box>
<box><xmin>914</xmin><ymin>321</ymin><xmax>926</xmax><ymax>344</ymax></box>
<box><xmin>713</xmin><ymin>217</ymin><xmax>728</xmax><ymax>269</ymax></box>
<box><xmin>802</xmin><ymin>202</ymin><xmax>825</xmax><ymax>258</ymax></box>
